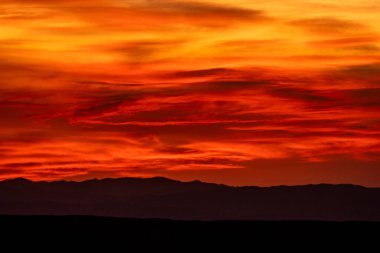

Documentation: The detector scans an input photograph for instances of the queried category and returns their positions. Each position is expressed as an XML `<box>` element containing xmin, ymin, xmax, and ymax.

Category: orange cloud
<box><xmin>0</xmin><ymin>0</ymin><xmax>379</xmax><ymax>186</ymax></box>
<box><xmin>289</xmin><ymin>17</ymin><xmax>368</xmax><ymax>35</ymax></box>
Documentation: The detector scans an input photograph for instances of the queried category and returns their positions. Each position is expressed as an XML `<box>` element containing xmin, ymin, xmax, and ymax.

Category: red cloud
<box><xmin>0</xmin><ymin>0</ymin><xmax>379</xmax><ymax>186</ymax></box>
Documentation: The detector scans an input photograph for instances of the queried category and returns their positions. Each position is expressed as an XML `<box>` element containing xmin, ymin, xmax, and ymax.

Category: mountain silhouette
<box><xmin>1</xmin><ymin>177</ymin><xmax>379</xmax><ymax>221</ymax></box>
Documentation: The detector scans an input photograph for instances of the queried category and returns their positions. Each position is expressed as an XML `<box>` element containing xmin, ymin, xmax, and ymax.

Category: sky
<box><xmin>0</xmin><ymin>0</ymin><xmax>379</xmax><ymax>186</ymax></box>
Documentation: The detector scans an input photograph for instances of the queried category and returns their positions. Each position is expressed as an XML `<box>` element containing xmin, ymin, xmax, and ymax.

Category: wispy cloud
<box><xmin>0</xmin><ymin>0</ymin><xmax>379</xmax><ymax>186</ymax></box>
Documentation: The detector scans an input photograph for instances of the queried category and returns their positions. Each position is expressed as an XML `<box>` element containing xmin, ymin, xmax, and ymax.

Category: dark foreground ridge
<box><xmin>1</xmin><ymin>177</ymin><xmax>380</xmax><ymax>221</ymax></box>
<box><xmin>1</xmin><ymin>216</ymin><xmax>379</xmax><ymax>246</ymax></box>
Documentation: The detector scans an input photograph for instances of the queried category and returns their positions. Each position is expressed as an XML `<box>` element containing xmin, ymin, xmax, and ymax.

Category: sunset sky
<box><xmin>0</xmin><ymin>0</ymin><xmax>379</xmax><ymax>186</ymax></box>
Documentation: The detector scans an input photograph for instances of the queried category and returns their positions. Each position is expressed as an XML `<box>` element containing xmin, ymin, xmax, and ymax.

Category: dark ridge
<box><xmin>0</xmin><ymin>177</ymin><xmax>379</xmax><ymax>221</ymax></box>
<box><xmin>0</xmin><ymin>176</ymin><xmax>373</xmax><ymax>188</ymax></box>
<box><xmin>1</xmin><ymin>215</ymin><xmax>379</xmax><ymax>247</ymax></box>
<box><xmin>1</xmin><ymin>177</ymin><xmax>33</xmax><ymax>184</ymax></box>
<box><xmin>2</xmin><ymin>177</ymin><xmax>32</xmax><ymax>182</ymax></box>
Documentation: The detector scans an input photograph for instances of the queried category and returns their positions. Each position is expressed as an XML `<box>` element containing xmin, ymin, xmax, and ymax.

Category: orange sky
<box><xmin>0</xmin><ymin>0</ymin><xmax>379</xmax><ymax>186</ymax></box>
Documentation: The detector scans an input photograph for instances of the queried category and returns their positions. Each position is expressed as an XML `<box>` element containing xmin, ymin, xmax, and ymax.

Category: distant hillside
<box><xmin>0</xmin><ymin>177</ymin><xmax>379</xmax><ymax>221</ymax></box>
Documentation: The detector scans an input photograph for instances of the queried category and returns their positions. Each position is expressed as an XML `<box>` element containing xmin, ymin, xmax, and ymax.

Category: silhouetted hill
<box><xmin>1</xmin><ymin>177</ymin><xmax>379</xmax><ymax>221</ymax></box>
<box><xmin>1</xmin><ymin>216</ymin><xmax>379</xmax><ymax>247</ymax></box>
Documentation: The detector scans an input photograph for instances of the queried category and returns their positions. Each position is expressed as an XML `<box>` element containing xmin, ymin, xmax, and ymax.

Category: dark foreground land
<box><xmin>1</xmin><ymin>215</ymin><xmax>379</xmax><ymax>245</ymax></box>
<box><xmin>1</xmin><ymin>177</ymin><xmax>380</xmax><ymax>221</ymax></box>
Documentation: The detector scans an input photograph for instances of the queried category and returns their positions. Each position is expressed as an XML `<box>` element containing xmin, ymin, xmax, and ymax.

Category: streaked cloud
<box><xmin>0</xmin><ymin>0</ymin><xmax>379</xmax><ymax>186</ymax></box>
<box><xmin>289</xmin><ymin>17</ymin><xmax>367</xmax><ymax>35</ymax></box>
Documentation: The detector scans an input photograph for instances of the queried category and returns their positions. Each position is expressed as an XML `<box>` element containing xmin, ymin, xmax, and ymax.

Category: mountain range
<box><xmin>1</xmin><ymin>177</ymin><xmax>379</xmax><ymax>221</ymax></box>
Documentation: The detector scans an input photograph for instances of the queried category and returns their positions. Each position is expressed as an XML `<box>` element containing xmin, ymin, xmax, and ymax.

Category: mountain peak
<box><xmin>96</xmin><ymin>176</ymin><xmax>179</xmax><ymax>184</ymax></box>
<box><xmin>0</xmin><ymin>176</ymin><xmax>378</xmax><ymax>220</ymax></box>
<box><xmin>2</xmin><ymin>177</ymin><xmax>33</xmax><ymax>183</ymax></box>
<box><xmin>150</xmin><ymin>176</ymin><xmax>178</xmax><ymax>182</ymax></box>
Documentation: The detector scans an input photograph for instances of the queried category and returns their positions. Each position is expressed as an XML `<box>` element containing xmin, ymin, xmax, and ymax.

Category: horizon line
<box><xmin>1</xmin><ymin>176</ymin><xmax>376</xmax><ymax>189</ymax></box>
